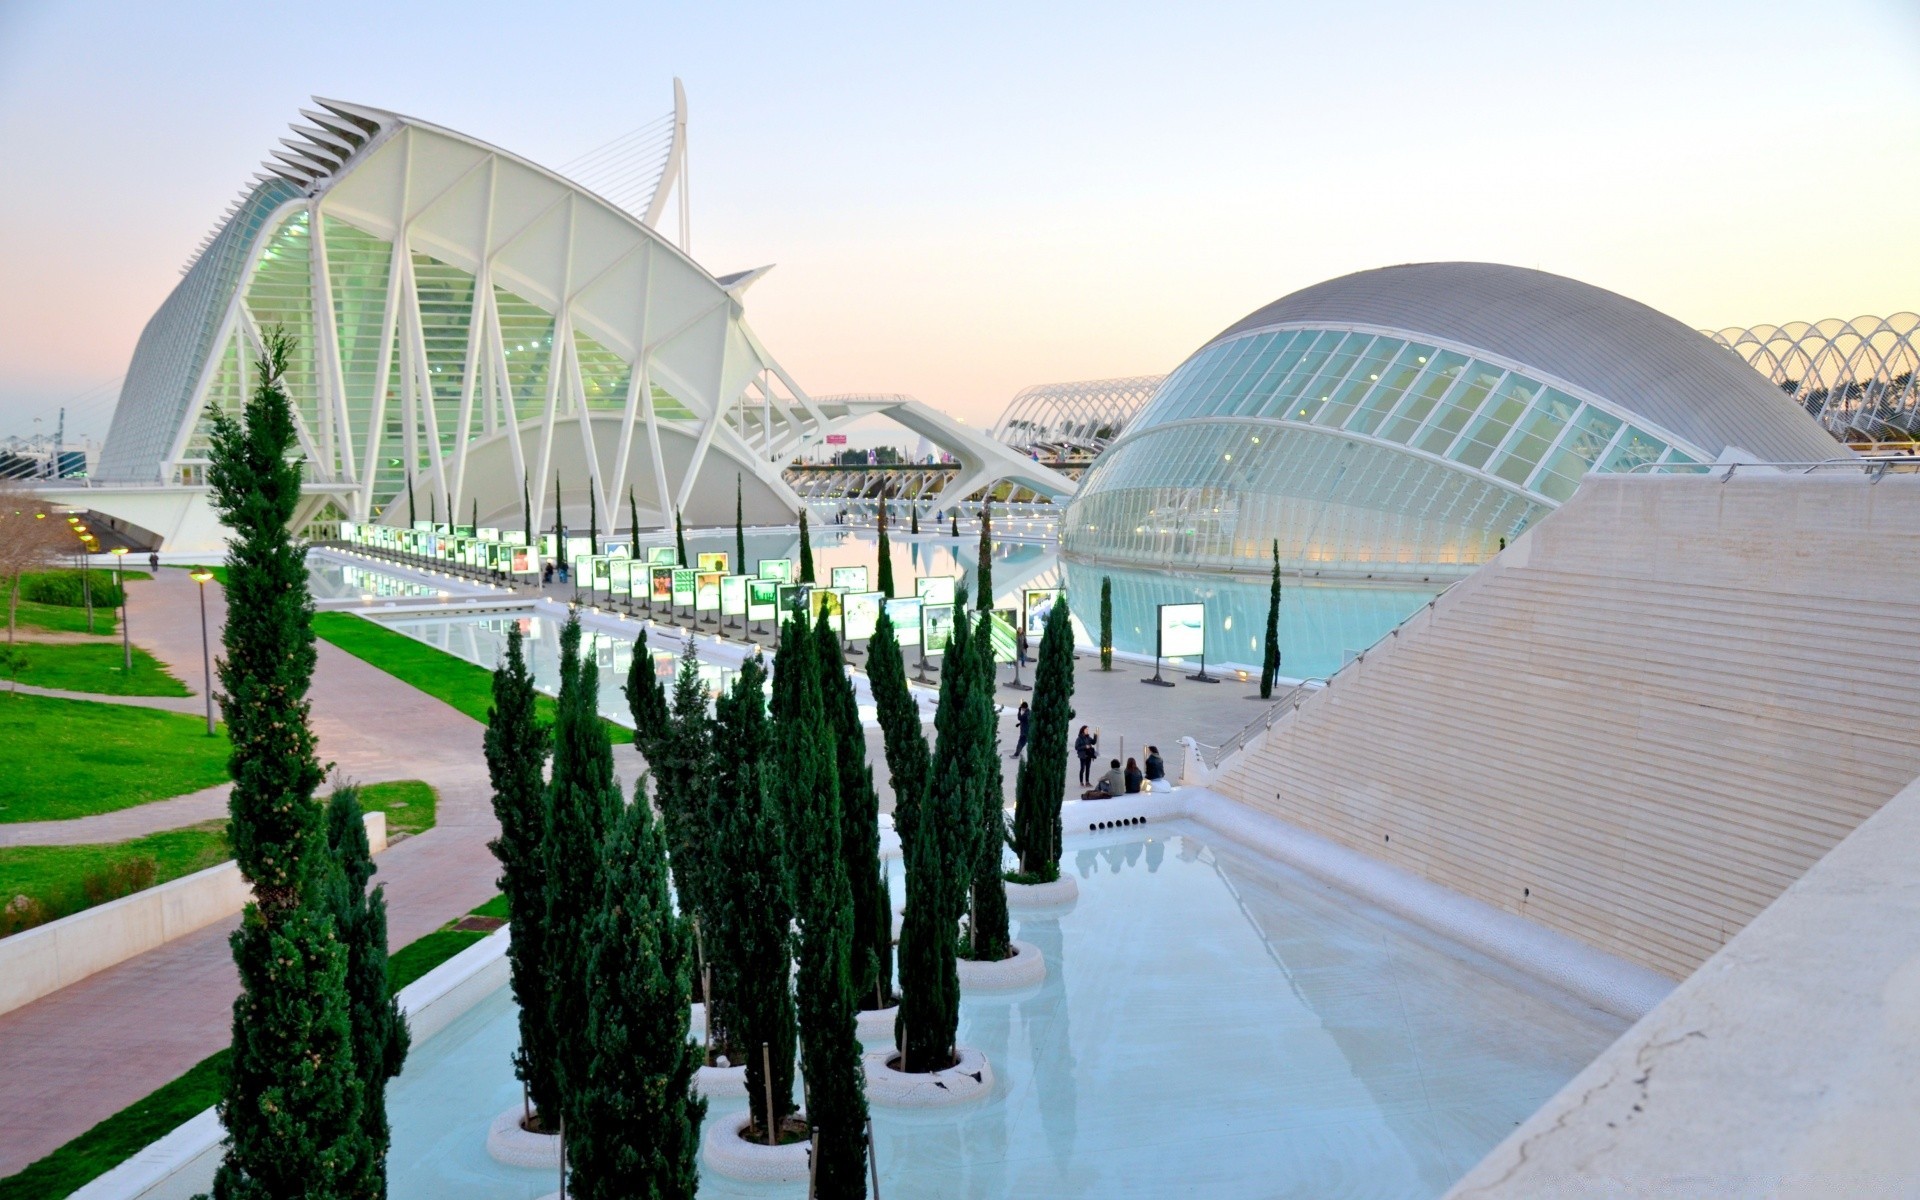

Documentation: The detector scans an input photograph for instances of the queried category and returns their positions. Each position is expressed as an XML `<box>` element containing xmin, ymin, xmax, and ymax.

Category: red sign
<box><xmin>825</xmin><ymin>434</ymin><xmax>848</xmax><ymax>445</ymax></box>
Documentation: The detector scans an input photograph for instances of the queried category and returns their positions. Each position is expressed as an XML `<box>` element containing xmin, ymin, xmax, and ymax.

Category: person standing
<box><xmin>1010</xmin><ymin>701</ymin><xmax>1031</xmax><ymax>759</ymax></box>
<box><xmin>1016</xmin><ymin>623</ymin><xmax>1029</xmax><ymax>667</ymax></box>
<box><xmin>1075</xmin><ymin>725</ymin><xmax>1098</xmax><ymax>787</ymax></box>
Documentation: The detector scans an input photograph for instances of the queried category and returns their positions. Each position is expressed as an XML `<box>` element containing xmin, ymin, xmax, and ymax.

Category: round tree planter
<box><xmin>863</xmin><ymin>1044</ymin><xmax>993</xmax><ymax>1107</ymax></box>
<box><xmin>702</xmin><ymin>1110</ymin><xmax>812</xmax><ymax>1183</ymax></box>
<box><xmin>696</xmin><ymin>1062</ymin><xmax>748</xmax><ymax>1098</ymax></box>
<box><xmin>856</xmin><ymin>1003</ymin><xmax>899</xmax><ymax>1043</ymax></box>
<box><xmin>1005</xmin><ymin>875</ymin><xmax>1079</xmax><ymax>910</ymax></box>
<box><xmin>956</xmin><ymin>939</ymin><xmax>1045</xmax><ymax>992</ymax></box>
<box><xmin>486</xmin><ymin>1105</ymin><xmax>561</xmax><ymax>1169</ymax></box>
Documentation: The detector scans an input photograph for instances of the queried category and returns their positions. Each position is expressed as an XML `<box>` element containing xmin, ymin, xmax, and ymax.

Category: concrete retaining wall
<box><xmin>71</xmin><ymin>924</ymin><xmax>510</xmax><ymax>1200</ymax></box>
<box><xmin>0</xmin><ymin>813</ymin><xmax>386</xmax><ymax>1018</ymax></box>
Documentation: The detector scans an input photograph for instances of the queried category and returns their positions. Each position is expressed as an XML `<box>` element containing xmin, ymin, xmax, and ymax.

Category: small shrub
<box><xmin>82</xmin><ymin>857</ymin><xmax>158</xmax><ymax>906</ymax></box>
<box><xmin>19</xmin><ymin>570</ymin><xmax>125</xmax><ymax>610</ymax></box>
<box><xmin>1</xmin><ymin>893</ymin><xmax>49</xmax><ymax>937</ymax></box>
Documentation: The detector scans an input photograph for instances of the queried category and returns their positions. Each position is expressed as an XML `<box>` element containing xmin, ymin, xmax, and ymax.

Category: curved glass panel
<box><xmin>1067</xmin><ymin>324</ymin><xmax>1715</xmax><ymax>580</ymax></box>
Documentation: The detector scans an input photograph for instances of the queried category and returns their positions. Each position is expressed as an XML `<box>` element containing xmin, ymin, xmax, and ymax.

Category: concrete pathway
<box><xmin>0</xmin><ymin>782</ymin><xmax>231</xmax><ymax>848</ymax></box>
<box><xmin>1</xmin><ymin>678</ymin><xmax>205</xmax><ymax>715</ymax></box>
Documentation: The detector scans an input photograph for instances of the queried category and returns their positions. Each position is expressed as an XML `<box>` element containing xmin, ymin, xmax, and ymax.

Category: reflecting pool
<box><xmin>387</xmin><ymin>821</ymin><xmax>1619</xmax><ymax>1198</ymax></box>
<box><xmin>314</xmin><ymin>525</ymin><xmax>1438</xmax><ymax>683</ymax></box>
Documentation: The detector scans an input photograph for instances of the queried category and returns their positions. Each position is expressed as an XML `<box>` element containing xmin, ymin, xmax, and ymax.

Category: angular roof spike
<box><xmin>312</xmin><ymin>97</ymin><xmax>386</xmax><ymax>137</ymax></box>
<box><xmin>288</xmin><ymin>124</ymin><xmax>356</xmax><ymax>157</ymax></box>
<box><xmin>299</xmin><ymin>109</ymin><xmax>367</xmax><ymax>145</ymax></box>
<box><xmin>277</xmin><ymin>139</ymin><xmax>342</xmax><ymax>172</ymax></box>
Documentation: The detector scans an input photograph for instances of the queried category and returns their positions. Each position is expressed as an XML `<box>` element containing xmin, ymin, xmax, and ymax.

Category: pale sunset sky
<box><xmin>1</xmin><ymin>0</ymin><xmax>1915</xmax><ymax>443</ymax></box>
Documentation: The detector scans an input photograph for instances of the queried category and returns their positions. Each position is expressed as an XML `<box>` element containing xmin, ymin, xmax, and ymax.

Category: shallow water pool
<box><xmin>387</xmin><ymin>820</ymin><xmax>1619</xmax><ymax>1198</ymax></box>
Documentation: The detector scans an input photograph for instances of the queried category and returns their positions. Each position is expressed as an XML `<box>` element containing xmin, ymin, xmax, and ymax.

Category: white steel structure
<box><xmin>1705</xmin><ymin>314</ymin><xmax>1920</xmax><ymax>439</ymax></box>
<box><xmin>93</xmin><ymin>92</ymin><xmax>1064</xmax><ymax>537</ymax></box>
<box><xmin>990</xmin><ymin>375</ymin><xmax>1164</xmax><ymax>459</ymax></box>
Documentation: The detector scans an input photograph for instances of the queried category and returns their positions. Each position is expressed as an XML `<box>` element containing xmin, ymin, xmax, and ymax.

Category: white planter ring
<box><xmin>956</xmin><ymin>939</ymin><xmax>1046</xmax><ymax>992</ymax></box>
<box><xmin>1005</xmin><ymin>875</ymin><xmax>1079</xmax><ymax>910</ymax></box>
<box><xmin>485</xmin><ymin>1105</ymin><xmax>561</xmax><ymax>1169</ymax></box>
<box><xmin>863</xmin><ymin>1044</ymin><xmax>994</xmax><ymax>1108</ymax></box>
<box><xmin>701</xmin><ymin>1110</ymin><xmax>812</xmax><ymax>1183</ymax></box>
<box><xmin>856</xmin><ymin>1003</ymin><xmax>899</xmax><ymax>1043</ymax></box>
<box><xmin>695</xmin><ymin>1063</ymin><xmax>748</xmax><ymax>1098</ymax></box>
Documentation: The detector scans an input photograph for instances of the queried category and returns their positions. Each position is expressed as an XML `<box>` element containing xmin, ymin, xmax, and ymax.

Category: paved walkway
<box><xmin>0</xmin><ymin>782</ymin><xmax>231</xmax><ymax>848</ymax></box>
<box><xmin>1</xmin><ymin>678</ymin><xmax>205</xmax><ymax>714</ymax></box>
<box><xmin>0</xmin><ymin>569</ymin><xmax>521</xmax><ymax>1176</ymax></box>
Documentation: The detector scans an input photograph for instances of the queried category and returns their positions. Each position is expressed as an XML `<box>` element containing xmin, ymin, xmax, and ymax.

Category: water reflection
<box><xmin>386</xmin><ymin>820</ymin><xmax>1623</xmax><ymax>1199</ymax></box>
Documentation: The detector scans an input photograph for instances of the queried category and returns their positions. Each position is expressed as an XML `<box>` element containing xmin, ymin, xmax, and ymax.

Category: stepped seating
<box><xmin>1213</xmin><ymin>472</ymin><xmax>1920</xmax><ymax>980</ymax></box>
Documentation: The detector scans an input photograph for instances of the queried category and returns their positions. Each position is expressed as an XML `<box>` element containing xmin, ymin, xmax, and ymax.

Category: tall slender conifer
<box><xmin>206</xmin><ymin>328</ymin><xmax>363</xmax><ymax>1198</ymax></box>
<box><xmin>817</xmin><ymin>609</ymin><xmax>894</xmax><ymax>1008</ymax></box>
<box><xmin>965</xmin><ymin>609</ymin><xmax>1009</xmax><ymax>960</ymax></box>
<box><xmin>772</xmin><ymin>615</ymin><xmax>868</xmax><ymax>1193</ymax></box>
<box><xmin>735</xmin><ymin>474</ymin><xmax>747</xmax><ymax>573</ymax></box>
<box><xmin>486</xmin><ymin>625</ymin><xmax>559</xmax><ymax>1123</ymax></box>
<box><xmin>798</xmin><ymin>510</ymin><xmax>815</xmax><ymax>582</ymax></box>
<box><xmin>1010</xmin><ymin>598</ymin><xmax>1074</xmax><ymax>879</ymax></box>
<box><xmin>1260</xmin><ymin>538</ymin><xmax>1283</xmax><ymax>699</ymax></box>
<box><xmin>709</xmin><ymin>657</ymin><xmax>797</xmax><ymax>1139</ymax></box>
<box><xmin>976</xmin><ymin>502</ymin><xmax>993</xmax><ymax>610</ymax></box>
<box><xmin>876</xmin><ymin>498</ymin><xmax>895</xmax><ymax>598</ymax></box>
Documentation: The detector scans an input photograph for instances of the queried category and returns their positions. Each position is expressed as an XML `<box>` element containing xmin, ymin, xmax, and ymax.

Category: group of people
<box><xmin>1075</xmin><ymin>725</ymin><xmax>1163</xmax><ymax>799</ymax></box>
<box><xmin>1004</xmin><ymin>707</ymin><xmax>1167</xmax><ymax>800</ymax></box>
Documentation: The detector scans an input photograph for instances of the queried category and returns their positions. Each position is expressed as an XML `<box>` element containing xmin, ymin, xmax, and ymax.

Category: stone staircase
<box><xmin>1211</xmin><ymin>470</ymin><xmax>1920</xmax><ymax>981</ymax></box>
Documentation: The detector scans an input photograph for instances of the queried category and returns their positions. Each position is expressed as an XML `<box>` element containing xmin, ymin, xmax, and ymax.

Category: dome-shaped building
<box><xmin>1061</xmin><ymin>263</ymin><xmax>1846</xmax><ymax>581</ymax></box>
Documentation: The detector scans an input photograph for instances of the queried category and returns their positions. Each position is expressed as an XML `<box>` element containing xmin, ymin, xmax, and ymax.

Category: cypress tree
<box><xmin>545</xmin><ymin>618</ymin><xmax>623</xmax><ymax>1134</ymax></box>
<box><xmin>897</xmin><ymin>592</ymin><xmax>978</xmax><ymax>1072</ymax></box>
<box><xmin>655</xmin><ymin>652</ymin><xmax>720</xmax><ymax>1032</ymax></box>
<box><xmin>735</xmin><ymin>474</ymin><xmax>747</xmax><ymax>574</ymax></box>
<box><xmin>817</xmin><ymin>608</ymin><xmax>893</xmax><ymax>1010</ymax></box>
<box><xmin>976</xmin><ymin>501</ymin><xmax>993</xmax><ymax>611</ymax></box>
<box><xmin>206</xmin><ymin>328</ymin><xmax>362</xmax><ymax>1198</ymax></box>
<box><xmin>1010</xmin><ymin>597</ymin><xmax>1075</xmax><ymax>880</ymax></box>
<box><xmin>485</xmin><ymin>625</ymin><xmax>559</xmax><ymax>1124</ymax></box>
<box><xmin>406</xmin><ymin>473</ymin><xmax>416</xmax><ymax>527</ymax></box>
<box><xmin>523</xmin><ymin>476</ymin><xmax>533</xmax><ymax>549</ymax></box>
<box><xmin>772</xmin><ymin>614</ymin><xmax>868</xmax><ymax>1192</ymax></box>
<box><xmin>471</xmin><ymin>496</ymin><xmax>479</xmax><ymax>536</ymax></box>
<box><xmin>710</xmin><ymin>657</ymin><xmax>798</xmax><ymax>1141</ymax></box>
<box><xmin>429</xmin><ymin>491</ymin><xmax>437</xmax><ymax>529</ymax></box>
<box><xmin>798</xmin><ymin>509</ymin><xmax>815</xmax><ymax>583</ymax></box>
<box><xmin>965</xmin><ymin>609</ymin><xmax>1010</xmax><ymax>961</ymax></box>
<box><xmin>569</xmin><ymin>787</ymin><xmax>705</xmax><ymax>1198</ymax></box>
<box><xmin>326</xmin><ymin>786</ymin><xmax>410</xmax><ymax>1198</ymax></box>
<box><xmin>553</xmin><ymin>472</ymin><xmax>563</xmax><ymax>538</ymax></box>
<box><xmin>950</xmin><ymin>512</ymin><xmax>958</xmax><ymax>538</ymax></box>
<box><xmin>876</xmin><ymin>498</ymin><xmax>894</xmax><ymax>599</ymax></box>
<box><xmin>1260</xmin><ymin>538</ymin><xmax>1283</xmax><ymax>700</ymax></box>
<box><xmin>866</xmin><ymin>608</ymin><xmax>927</xmax><ymax>851</ymax></box>
<box><xmin>675</xmin><ymin>507</ymin><xmax>689</xmax><ymax>567</ymax></box>
<box><xmin>588</xmin><ymin>487</ymin><xmax>599</xmax><ymax>557</ymax></box>
<box><xmin>630</xmin><ymin>489</ymin><xmax>642</xmax><ymax>558</ymax></box>
<box><xmin>1099</xmin><ymin>575</ymin><xmax>1114</xmax><ymax>671</ymax></box>
<box><xmin>623</xmin><ymin>626</ymin><xmax>671</xmax><ymax>762</ymax></box>
<box><xmin>910</xmin><ymin>504</ymin><xmax>919</xmax><ymax>536</ymax></box>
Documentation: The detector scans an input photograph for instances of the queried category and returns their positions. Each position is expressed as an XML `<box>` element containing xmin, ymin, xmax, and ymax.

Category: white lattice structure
<box><xmin>1705</xmin><ymin>314</ymin><xmax>1920</xmax><ymax>438</ymax></box>
<box><xmin>92</xmin><ymin>91</ymin><xmax>1070</xmax><ymax>539</ymax></box>
<box><xmin>990</xmin><ymin>375</ymin><xmax>1163</xmax><ymax>458</ymax></box>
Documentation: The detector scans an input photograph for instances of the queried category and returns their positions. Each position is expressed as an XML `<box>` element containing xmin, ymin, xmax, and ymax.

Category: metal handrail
<box><xmin>1625</xmin><ymin>457</ymin><xmax>1920</xmax><ymax>477</ymax></box>
<box><xmin>1191</xmin><ymin>680</ymin><xmax>1324</xmax><ymax>770</ymax></box>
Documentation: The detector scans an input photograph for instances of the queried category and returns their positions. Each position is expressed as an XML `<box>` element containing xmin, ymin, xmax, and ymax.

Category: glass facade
<box><xmin>1063</xmin><ymin>325</ymin><xmax>1710</xmax><ymax>579</ymax></box>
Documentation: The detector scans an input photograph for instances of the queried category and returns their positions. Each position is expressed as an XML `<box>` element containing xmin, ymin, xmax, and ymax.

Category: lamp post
<box><xmin>190</xmin><ymin>570</ymin><xmax>216</xmax><ymax>735</ymax></box>
<box><xmin>110</xmin><ymin>547</ymin><xmax>130</xmax><ymax>672</ymax></box>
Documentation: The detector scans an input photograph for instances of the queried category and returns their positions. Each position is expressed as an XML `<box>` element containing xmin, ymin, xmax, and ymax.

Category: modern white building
<box><xmin>83</xmin><ymin>93</ymin><xmax>1070</xmax><ymax>549</ymax></box>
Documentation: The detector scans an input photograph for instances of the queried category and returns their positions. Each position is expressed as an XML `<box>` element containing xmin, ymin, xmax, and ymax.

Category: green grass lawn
<box><xmin>0</xmin><ymin>641</ymin><xmax>190</xmax><ymax>697</ymax></box>
<box><xmin>354</xmin><ymin>778</ymin><xmax>438</xmax><ymax>838</ymax></box>
<box><xmin>313</xmin><ymin>611</ymin><xmax>625</xmax><ymax>741</ymax></box>
<box><xmin>0</xmin><ymin>821</ymin><xmax>230</xmax><ymax>936</ymax></box>
<box><xmin>0</xmin><ymin>892</ymin><xmax>505</xmax><ymax>1200</ymax></box>
<box><xmin>0</xmin><ymin>693</ymin><xmax>229</xmax><ymax>823</ymax></box>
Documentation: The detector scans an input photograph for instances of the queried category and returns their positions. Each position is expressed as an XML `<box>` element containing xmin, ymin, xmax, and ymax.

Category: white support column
<box><xmin>307</xmin><ymin>197</ymin><xmax>345</xmax><ymax>481</ymax></box>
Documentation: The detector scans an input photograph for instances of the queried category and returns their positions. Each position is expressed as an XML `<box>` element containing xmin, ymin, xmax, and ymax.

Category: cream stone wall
<box><xmin>1213</xmin><ymin>471</ymin><xmax>1920</xmax><ymax>980</ymax></box>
